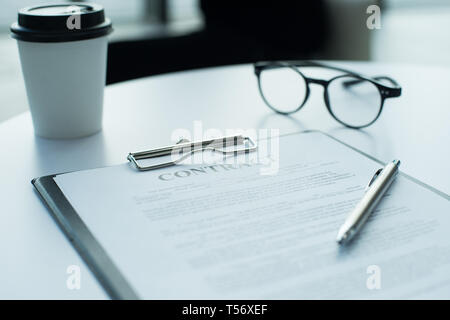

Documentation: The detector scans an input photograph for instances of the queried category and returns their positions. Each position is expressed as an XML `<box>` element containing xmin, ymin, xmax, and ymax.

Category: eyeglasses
<box><xmin>254</xmin><ymin>61</ymin><xmax>402</xmax><ymax>129</ymax></box>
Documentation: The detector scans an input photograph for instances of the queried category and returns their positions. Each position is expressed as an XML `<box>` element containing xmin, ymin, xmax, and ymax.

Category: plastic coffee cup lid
<box><xmin>10</xmin><ymin>2</ymin><xmax>112</xmax><ymax>42</ymax></box>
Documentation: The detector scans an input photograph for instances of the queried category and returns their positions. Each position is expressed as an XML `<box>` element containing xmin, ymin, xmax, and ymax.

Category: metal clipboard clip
<box><xmin>127</xmin><ymin>135</ymin><xmax>257</xmax><ymax>171</ymax></box>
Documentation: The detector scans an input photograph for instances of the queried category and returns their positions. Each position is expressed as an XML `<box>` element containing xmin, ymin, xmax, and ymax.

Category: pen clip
<box><xmin>365</xmin><ymin>168</ymin><xmax>383</xmax><ymax>192</ymax></box>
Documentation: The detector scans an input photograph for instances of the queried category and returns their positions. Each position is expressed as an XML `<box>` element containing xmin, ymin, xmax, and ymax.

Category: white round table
<box><xmin>1</xmin><ymin>62</ymin><xmax>449</xmax><ymax>299</ymax></box>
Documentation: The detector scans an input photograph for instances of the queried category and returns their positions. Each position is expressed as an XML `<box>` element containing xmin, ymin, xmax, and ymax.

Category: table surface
<box><xmin>1</xmin><ymin>61</ymin><xmax>449</xmax><ymax>299</ymax></box>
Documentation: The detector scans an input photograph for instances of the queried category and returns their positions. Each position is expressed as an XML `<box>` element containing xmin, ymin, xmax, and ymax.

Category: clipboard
<box><xmin>31</xmin><ymin>130</ymin><xmax>449</xmax><ymax>300</ymax></box>
<box><xmin>32</xmin><ymin>134</ymin><xmax>256</xmax><ymax>300</ymax></box>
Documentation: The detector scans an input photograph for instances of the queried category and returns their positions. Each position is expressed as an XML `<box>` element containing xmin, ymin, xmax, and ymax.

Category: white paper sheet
<box><xmin>54</xmin><ymin>131</ymin><xmax>450</xmax><ymax>299</ymax></box>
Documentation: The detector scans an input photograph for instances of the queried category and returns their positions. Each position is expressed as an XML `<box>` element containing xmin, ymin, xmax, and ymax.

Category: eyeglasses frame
<box><xmin>254</xmin><ymin>60</ymin><xmax>402</xmax><ymax>129</ymax></box>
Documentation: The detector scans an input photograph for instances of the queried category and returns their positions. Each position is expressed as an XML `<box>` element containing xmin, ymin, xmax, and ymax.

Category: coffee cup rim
<box><xmin>10</xmin><ymin>3</ymin><xmax>112</xmax><ymax>43</ymax></box>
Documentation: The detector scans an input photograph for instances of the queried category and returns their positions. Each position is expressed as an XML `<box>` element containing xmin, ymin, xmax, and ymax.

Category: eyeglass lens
<box><xmin>259</xmin><ymin>66</ymin><xmax>307</xmax><ymax>114</ymax></box>
<box><xmin>327</xmin><ymin>75</ymin><xmax>382</xmax><ymax>127</ymax></box>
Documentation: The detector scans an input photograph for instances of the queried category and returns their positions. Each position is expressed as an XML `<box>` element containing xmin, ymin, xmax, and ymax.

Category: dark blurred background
<box><xmin>1</xmin><ymin>0</ymin><xmax>450</xmax><ymax>121</ymax></box>
<box><xmin>106</xmin><ymin>1</ymin><xmax>329</xmax><ymax>84</ymax></box>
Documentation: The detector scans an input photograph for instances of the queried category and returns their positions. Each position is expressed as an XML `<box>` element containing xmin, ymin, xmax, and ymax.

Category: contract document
<box><xmin>50</xmin><ymin>131</ymin><xmax>450</xmax><ymax>299</ymax></box>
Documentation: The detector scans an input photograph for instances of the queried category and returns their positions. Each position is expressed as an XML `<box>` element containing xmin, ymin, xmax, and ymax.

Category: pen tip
<box><xmin>336</xmin><ymin>232</ymin><xmax>346</xmax><ymax>245</ymax></box>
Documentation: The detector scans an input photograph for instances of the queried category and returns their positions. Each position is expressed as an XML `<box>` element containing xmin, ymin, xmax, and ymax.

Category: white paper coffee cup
<box><xmin>11</xmin><ymin>3</ymin><xmax>112</xmax><ymax>139</ymax></box>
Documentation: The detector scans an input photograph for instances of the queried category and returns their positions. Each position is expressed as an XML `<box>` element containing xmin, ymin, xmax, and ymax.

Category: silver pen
<box><xmin>336</xmin><ymin>159</ymin><xmax>401</xmax><ymax>245</ymax></box>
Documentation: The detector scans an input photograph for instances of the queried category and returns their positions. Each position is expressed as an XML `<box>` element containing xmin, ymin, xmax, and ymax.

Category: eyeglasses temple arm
<box><xmin>342</xmin><ymin>75</ymin><xmax>402</xmax><ymax>98</ymax></box>
<box><xmin>286</xmin><ymin>62</ymin><xmax>401</xmax><ymax>93</ymax></box>
<box><xmin>255</xmin><ymin>60</ymin><xmax>364</xmax><ymax>78</ymax></box>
